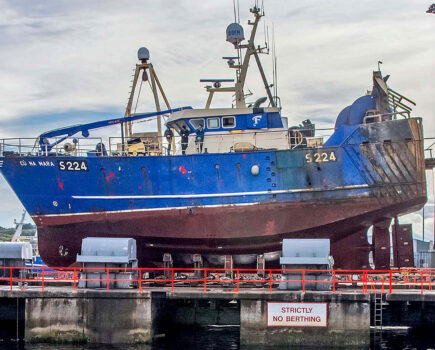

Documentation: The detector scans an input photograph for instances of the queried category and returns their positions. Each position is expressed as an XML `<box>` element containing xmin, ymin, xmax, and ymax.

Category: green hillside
<box><xmin>0</xmin><ymin>225</ymin><xmax>37</xmax><ymax>242</ymax></box>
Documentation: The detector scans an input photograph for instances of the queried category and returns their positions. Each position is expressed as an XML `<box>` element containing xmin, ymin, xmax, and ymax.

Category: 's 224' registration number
<box><xmin>58</xmin><ymin>160</ymin><xmax>89</xmax><ymax>171</ymax></box>
<box><xmin>305</xmin><ymin>151</ymin><xmax>337</xmax><ymax>163</ymax></box>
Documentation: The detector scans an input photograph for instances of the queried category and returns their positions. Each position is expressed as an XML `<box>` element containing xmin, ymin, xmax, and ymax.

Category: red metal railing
<box><xmin>0</xmin><ymin>267</ymin><xmax>434</xmax><ymax>294</ymax></box>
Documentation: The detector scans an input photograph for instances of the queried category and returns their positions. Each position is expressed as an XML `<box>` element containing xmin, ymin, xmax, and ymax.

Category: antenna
<box><xmin>233</xmin><ymin>0</ymin><xmax>237</xmax><ymax>22</ymax></box>
<box><xmin>263</xmin><ymin>21</ymin><xmax>267</xmax><ymax>48</ymax></box>
<box><xmin>237</xmin><ymin>0</ymin><xmax>240</xmax><ymax>23</ymax></box>
<box><xmin>272</xmin><ymin>24</ymin><xmax>278</xmax><ymax>106</ymax></box>
<box><xmin>233</xmin><ymin>0</ymin><xmax>241</xmax><ymax>23</ymax></box>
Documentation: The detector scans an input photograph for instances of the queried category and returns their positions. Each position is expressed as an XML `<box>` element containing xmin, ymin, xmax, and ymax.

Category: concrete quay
<box><xmin>0</xmin><ymin>287</ymin><xmax>434</xmax><ymax>346</ymax></box>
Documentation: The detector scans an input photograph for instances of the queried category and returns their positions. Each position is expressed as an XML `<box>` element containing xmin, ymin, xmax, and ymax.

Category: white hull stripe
<box><xmin>33</xmin><ymin>185</ymin><xmax>371</xmax><ymax>219</ymax></box>
<box><xmin>72</xmin><ymin>184</ymin><xmax>369</xmax><ymax>200</ymax></box>
<box><xmin>33</xmin><ymin>202</ymin><xmax>261</xmax><ymax>218</ymax></box>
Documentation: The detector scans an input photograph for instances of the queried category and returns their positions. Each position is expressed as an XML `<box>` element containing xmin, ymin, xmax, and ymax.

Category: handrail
<box><xmin>0</xmin><ymin>137</ymin><xmax>104</xmax><ymax>157</ymax></box>
<box><xmin>388</xmin><ymin>87</ymin><xmax>416</xmax><ymax>106</ymax></box>
<box><xmin>1</xmin><ymin>133</ymin><xmax>426</xmax><ymax>158</ymax></box>
<box><xmin>363</xmin><ymin>111</ymin><xmax>410</xmax><ymax>123</ymax></box>
<box><xmin>1</xmin><ymin>116</ymin><xmax>428</xmax><ymax>158</ymax></box>
<box><xmin>0</xmin><ymin>130</ymin><xmax>333</xmax><ymax>157</ymax></box>
<box><xmin>0</xmin><ymin>266</ymin><xmax>433</xmax><ymax>294</ymax></box>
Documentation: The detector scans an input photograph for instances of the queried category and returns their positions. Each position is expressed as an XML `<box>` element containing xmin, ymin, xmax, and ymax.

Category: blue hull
<box><xmin>0</xmin><ymin>118</ymin><xmax>427</xmax><ymax>268</ymax></box>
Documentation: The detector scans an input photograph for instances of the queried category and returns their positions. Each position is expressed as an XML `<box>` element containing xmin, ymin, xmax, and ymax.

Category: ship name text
<box><xmin>19</xmin><ymin>160</ymin><xmax>55</xmax><ymax>167</ymax></box>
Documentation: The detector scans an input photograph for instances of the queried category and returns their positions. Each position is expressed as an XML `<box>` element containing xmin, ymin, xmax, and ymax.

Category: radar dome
<box><xmin>137</xmin><ymin>47</ymin><xmax>150</xmax><ymax>62</ymax></box>
<box><xmin>226</xmin><ymin>23</ymin><xmax>244</xmax><ymax>46</ymax></box>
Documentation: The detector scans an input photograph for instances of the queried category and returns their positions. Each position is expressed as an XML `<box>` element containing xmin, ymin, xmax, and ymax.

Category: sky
<box><xmin>0</xmin><ymin>0</ymin><xmax>434</xmax><ymax>240</ymax></box>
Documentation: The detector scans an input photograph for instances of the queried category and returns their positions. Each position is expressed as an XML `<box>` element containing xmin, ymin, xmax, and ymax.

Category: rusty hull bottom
<box><xmin>36</xmin><ymin>196</ymin><xmax>426</xmax><ymax>270</ymax></box>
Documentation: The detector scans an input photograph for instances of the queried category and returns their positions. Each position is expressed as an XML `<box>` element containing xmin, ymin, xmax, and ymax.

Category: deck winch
<box><xmin>77</xmin><ymin>237</ymin><xmax>138</xmax><ymax>289</ymax></box>
<box><xmin>279</xmin><ymin>239</ymin><xmax>333</xmax><ymax>291</ymax></box>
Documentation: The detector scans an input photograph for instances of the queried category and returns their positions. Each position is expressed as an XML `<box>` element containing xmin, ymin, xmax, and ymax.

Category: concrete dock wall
<box><xmin>161</xmin><ymin>299</ymin><xmax>240</xmax><ymax>327</ymax></box>
<box><xmin>24</xmin><ymin>292</ymin><xmax>154</xmax><ymax>344</ymax></box>
<box><xmin>0</xmin><ymin>289</ymin><xmax>434</xmax><ymax>346</ymax></box>
<box><xmin>240</xmin><ymin>299</ymin><xmax>370</xmax><ymax>347</ymax></box>
<box><xmin>164</xmin><ymin>291</ymin><xmax>372</xmax><ymax>347</ymax></box>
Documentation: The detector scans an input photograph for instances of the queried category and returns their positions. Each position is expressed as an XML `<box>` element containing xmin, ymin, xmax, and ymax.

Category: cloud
<box><xmin>400</xmin><ymin>169</ymin><xmax>435</xmax><ymax>242</ymax></box>
<box><xmin>0</xmin><ymin>177</ymin><xmax>30</xmax><ymax>227</ymax></box>
<box><xmin>0</xmin><ymin>0</ymin><xmax>432</xmax><ymax>130</ymax></box>
<box><xmin>0</xmin><ymin>0</ymin><xmax>433</xmax><ymax>229</ymax></box>
<box><xmin>0</xmin><ymin>109</ymin><xmax>124</xmax><ymax>137</ymax></box>
<box><xmin>400</xmin><ymin>212</ymin><xmax>434</xmax><ymax>241</ymax></box>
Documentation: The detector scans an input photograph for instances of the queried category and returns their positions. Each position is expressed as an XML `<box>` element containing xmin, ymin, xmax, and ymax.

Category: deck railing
<box><xmin>0</xmin><ymin>114</ymin><xmax>422</xmax><ymax>159</ymax></box>
<box><xmin>0</xmin><ymin>137</ymin><xmax>103</xmax><ymax>157</ymax></box>
<box><xmin>0</xmin><ymin>129</ymin><xmax>333</xmax><ymax>158</ymax></box>
<box><xmin>0</xmin><ymin>266</ymin><xmax>434</xmax><ymax>294</ymax></box>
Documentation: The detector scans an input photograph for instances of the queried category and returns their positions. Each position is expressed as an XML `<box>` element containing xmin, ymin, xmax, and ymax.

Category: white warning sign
<box><xmin>267</xmin><ymin>302</ymin><xmax>327</xmax><ymax>327</ymax></box>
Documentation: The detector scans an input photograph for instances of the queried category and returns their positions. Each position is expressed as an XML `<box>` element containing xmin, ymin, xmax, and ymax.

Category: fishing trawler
<box><xmin>0</xmin><ymin>4</ymin><xmax>426</xmax><ymax>269</ymax></box>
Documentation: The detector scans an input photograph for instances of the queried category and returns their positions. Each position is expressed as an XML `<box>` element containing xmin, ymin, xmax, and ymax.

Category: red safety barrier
<box><xmin>0</xmin><ymin>266</ymin><xmax>434</xmax><ymax>294</ymax></box>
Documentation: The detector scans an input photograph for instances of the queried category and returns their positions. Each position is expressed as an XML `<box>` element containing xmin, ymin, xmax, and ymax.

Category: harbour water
<box><xmin>0</xmin><ymin>326</ymin><xmax>434</xmax><ymax>350</ymax></box>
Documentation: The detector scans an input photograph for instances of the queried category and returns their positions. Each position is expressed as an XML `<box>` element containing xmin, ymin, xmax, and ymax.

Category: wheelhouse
<box><xmin>166</xmin><ymin>107</ymin><xmax>290</xmax><ymax>154</ymax></box>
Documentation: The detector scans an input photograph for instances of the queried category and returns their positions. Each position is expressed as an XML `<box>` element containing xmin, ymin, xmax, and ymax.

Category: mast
<box><xmin>202</xmin><ymin>4</ymin><xmax>276</xmax><ymax>109</ymax></box>
<box><xmin>235</xmin><ymin>6</ymin><xmax>274</xmax><ymax>108</ymax></box>
<box><xmin>124</xmin><ymin>47</ymin><xmax>171</xmax><ymax>152</ymax></box>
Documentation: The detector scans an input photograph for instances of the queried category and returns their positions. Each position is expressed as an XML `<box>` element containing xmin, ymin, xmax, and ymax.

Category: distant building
<box><xmin>414</xmin><ymin>239</ymin><xmax>435</xmax><ymax>268</ymax></box>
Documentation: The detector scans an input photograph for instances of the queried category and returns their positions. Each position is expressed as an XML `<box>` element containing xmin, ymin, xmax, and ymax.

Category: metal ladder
<box><xmin>373</xmin><ymin>293</ymin><xmax>385</xmax><ymax>345</ymax></box>
<box><xmin>387</xmin><ymin>87</ymin><xmax>416</xmax><ymax>116</ymax></box>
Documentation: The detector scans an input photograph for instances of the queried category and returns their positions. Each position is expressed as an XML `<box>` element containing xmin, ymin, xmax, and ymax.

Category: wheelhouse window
<box><xmin>222</xmin><ymin>116</ymin><xmax>235</xmax><ymax>128</ymax></box>
<box><xmin>174</xmin><ymin>120</ymin><xmax>189</xmax><ymax>132</ymax></box>
<box><xmin>207</xmin><ymin>117</ymin><xmax>220</xmax><ymax>129</ymax></box>
<box><xmin>190</xmin><ymin>119</ymin><xmax>205</xmax><ymax>129</ymax></box>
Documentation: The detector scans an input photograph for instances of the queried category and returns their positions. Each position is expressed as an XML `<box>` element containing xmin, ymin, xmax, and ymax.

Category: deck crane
<box><xmin>11</xmin><ymin>210</ymin><xmax>26</xmax><ymax>242</ymax></box>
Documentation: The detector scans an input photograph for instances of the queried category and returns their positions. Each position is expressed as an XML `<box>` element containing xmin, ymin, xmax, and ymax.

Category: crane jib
<box><xmin>38</xmin><ymin>106</ymin><xmax>192</xmax><ymax>151</ymax></box>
